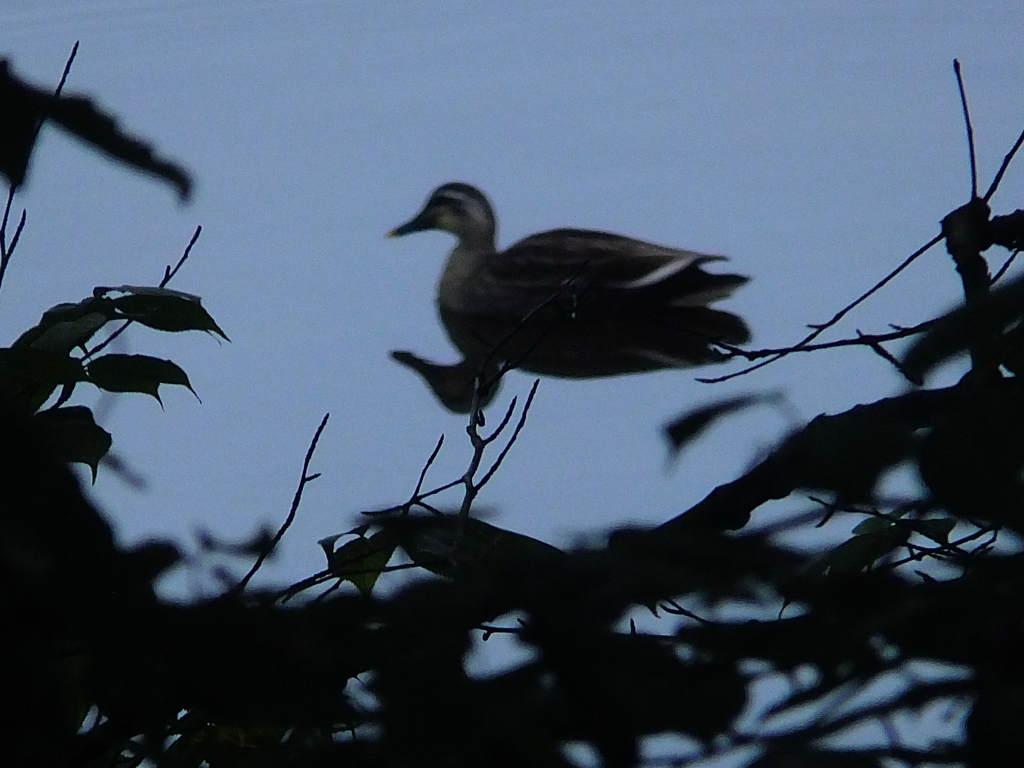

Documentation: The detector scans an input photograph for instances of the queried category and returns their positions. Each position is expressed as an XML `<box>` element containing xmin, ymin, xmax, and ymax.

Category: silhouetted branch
<box><xmin>414</xmin><ymin>434</ymin><xmax>445</xmax><ymax>496</ymax></box>
<box><xmin>714</xmin><ymin>319</ymin><xmax>936</xmax><ymax>364</ymax></box>
<box><xmin>699</xmin><ymin>234</ymin><xmax>943</xmax><ymax>383</ymax></box>
<box><xmin>941</xmin><ymin>198</ymin><xmax>994</xmax><ymax>373</ymax></box>
<box><xmin>477</xmin><ymin>379</ymin><xmax>540</xmax><ymax>489</ymax></box>
<box><xmin>228</xmin><ymin>412</ymin><xmax>330</xmax><ymax>597</ymax></box>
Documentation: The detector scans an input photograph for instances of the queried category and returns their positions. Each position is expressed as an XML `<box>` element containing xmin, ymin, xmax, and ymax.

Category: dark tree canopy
<box><xmin>5</xmin><ymin>50</ymin><xmax>1024</xmax><ymax>768</ymax></box>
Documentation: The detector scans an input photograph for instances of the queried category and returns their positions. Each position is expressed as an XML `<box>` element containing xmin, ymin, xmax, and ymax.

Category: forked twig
<box><xmin>700</xmin><ymin>234</ymin><xmax>943</xmax><ymax>383</ymax></box>
<box><xmin>477</xmin><ymin>379</ymin><xmax>540</xmax><ymax>489</ymax></box>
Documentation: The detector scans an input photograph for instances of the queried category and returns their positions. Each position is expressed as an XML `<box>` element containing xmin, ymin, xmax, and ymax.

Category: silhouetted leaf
<box><xmin>664</xmin><ymin>393</ymin><xmax>776</xmax><ymax>457</ymax></box>
<box><xmin>13</xmin><ymin>297</ymin><xmax>116</xmax><ymax>353</ymax></box>
<box><xmin>0</xmin><ymin>58</ymin><xmax>191</xmax><ymax>198</ymax></box>
<box><xmin>97</xmin><ymin>286</ymin><xmax>229</xmax><ymax>340</ymax></box>
<box><xmin>0</xmin><ymin>346</ymin><xmax>86</xmax><ymax>412</ymax></box>
<box><xmin>912</xmin><ymin>517</ymin><xmax>956</xmax><ymax>544</ymax></box>
<box><xmin>903</xmin><ymin>271</ymin><xmax>1024</xmax><ymax>381</ymax></box>
<box><xmin>33</xmin><ymin>405</ymin><xmax>111</xmax><ymax>480</ymax></box>
<box><xmin>328</xmin><ymin>530</ymin><xmax>398</xmax><ymax>596</ymax></box>
<box><xmin>394</xmin><ymin>515</ymin><xmax>566</xmax><ymax>580</ymax></box>
<box><xmin>851</xmin><ymin>518</ymin><xmax>901</xmax><ymax>536</ymax></box>
<box><xmin>87</xmin><ymin>354</ymin><xmax>197</xmax><ymax>404</ymax></box>
<box><xmin>821</xmin><ymin>526</ymin><xmax>907</xmax><ymax>577</ymax></box>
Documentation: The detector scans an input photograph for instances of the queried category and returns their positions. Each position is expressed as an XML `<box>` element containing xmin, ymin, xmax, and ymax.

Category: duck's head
<box><xmin>388</xmin><ymin>182</ymin><xmax>496</xmax><ymax>248</ymax></box>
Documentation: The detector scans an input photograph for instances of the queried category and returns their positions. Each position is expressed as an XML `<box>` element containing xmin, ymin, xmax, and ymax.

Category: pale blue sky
<box><xmin>4</xmin><ymin>0</ymin><xmax>1024</xmax><ymax>605</ymax></box>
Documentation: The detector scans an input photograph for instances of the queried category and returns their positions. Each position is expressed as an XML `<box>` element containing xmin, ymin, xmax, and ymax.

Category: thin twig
<box><xmin>161</xmin><ymin>224</ymin><xmax>203</xmax><ymax>287</ymax></box>
<box><xmin>413</xmin><ymin>434</ymin><xmax>445</xmax><ymax>497</ymax></box>
<box><xmin>991</xmin><ymin>249</ymin><xmax>1021</xmax><ymax>284</ymax></box>
<box><xmin>700</xmin><ymin>234</ymin><xmax>943</xmax><ymax>383</ymax></box>
<box><xmin>229</xmin><ymin>412</ymin><xmax>330</xmax><ymax>597</ymax></box>
<box><xmin>883</xmin><ymin>525</ymin><xmax>999</xmax><ymax>570</ymax></box>
<box><xmin>953</xmin><ymin>59</ymin><xmax>978</xmax><ymax>200</ymax></box>
<box><xmin>483</xmin><ymin>394</ymin><xmax>519</xmax><ymax>444</ymax></box>
<box><xmin>0</xmin><ymin>205</ymin><xmax>27</xmax><ymax>295</ymax></box>
<box><xmin>0</xmin><ymin>185</ymin><xmax>15</xmax><ymax>252</ymax></box>
<box><xmin>859</xmin><ymin>332</ymin><xmax>918</xmax><ymax>384</ymax></box>
<box><xmin>983</xmin><ymin>126</ymin><xmax>1024</xmax><ymax>203</ymax></box>
<box><xmin>29</xmin><ymin>41</ymin><xmax>80</xmax><ymax>154</ymax></box>
<box><xmin>713</xmin><ymin>318</ymin><xmax>937</xmax><ymax>362</ymax></box>
<box><xmin>477</xmin><ymin>379</ymin><xmax>540</xmax><ymax>489</ymax></box>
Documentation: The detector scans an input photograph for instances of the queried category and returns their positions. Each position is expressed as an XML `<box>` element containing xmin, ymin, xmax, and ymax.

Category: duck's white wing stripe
<box><xmin>608</xmin><ymin>257</ymin><xmax>698</xmax><ymax>289</ymax></box>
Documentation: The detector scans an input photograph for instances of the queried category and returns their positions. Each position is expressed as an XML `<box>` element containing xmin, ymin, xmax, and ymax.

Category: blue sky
<box><xmin>4</xmin><ymin>0</ymin><xmax>1024</xmax><ymax>604</ymax></box>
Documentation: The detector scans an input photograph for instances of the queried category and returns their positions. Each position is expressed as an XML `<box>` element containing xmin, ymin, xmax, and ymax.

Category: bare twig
<box><xmin>477</xmin><ymin>379</ymin><xmax>540</xmax><ymax>489</ymax></box>
<box><xmin>413</xmin><ymin>434</ymin><xmax>445</xmax><ymax>497</ymax></box>
<box><xmin>160</xmin><ymin>224</ymin><xmax>203</xmax><ymax>287</ymax></box>
<box><xmin>983</xmin><ymin>126</ymin><xmax>1024</xmax><ymax>203</ymax></box>
<box><xmin>29</xmin><ymin>42</ymin><xmax>80</xmax><ymax>156</ymax></box>
<box><xmin>228</xmin><ymin>412</ymin><xmax>330</xmax><ymax>597</ymax></box>
<box><xmin>991</xmin><ymin>249</ymin><xmax>1021</xmax><ymax>284</ymax></box>
<box><xmin>0</xmin><ymin>203</ymin><xmax>26</xmax><ymax>295</ymax></box>
<box><xmin>953</xmin><ymin>59</ymin><xmax>978</xmax><ymax>199</ymax></box>
<box><xmin>883</xmin><ymin>525</ymin><xmax>999</xmax><ymax>570</ymax></box>
<box><xmin>699</xmin><ymin>234</ymin><xmax>943</xmax><ymax>383</ymax></box>
<box><xmin>482</xmin><ymin>396</ymin><xmax>520</xmax><ymax>444</ymax></box>
<box><xmin>858</xmin><ymin>331</ymin><xmax>919</xmax><ymax>384</ymax></box>
<box><xmin>713</xmin><ymin>318</ymin><xmax>937</xmax><ymax>363</ymax></box>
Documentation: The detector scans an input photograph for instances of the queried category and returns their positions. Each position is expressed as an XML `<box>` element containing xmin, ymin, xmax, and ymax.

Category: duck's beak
<box><xmin>387</xmin><ymin>208</ymin><xmax>434</xmax><ymax>238</ymax></box>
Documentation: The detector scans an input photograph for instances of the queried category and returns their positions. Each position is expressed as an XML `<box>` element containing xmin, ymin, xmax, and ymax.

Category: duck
<box><xmin>388</xmin><ymin>182</ymin><xmax>750</xmax><ymax>408</ymax></box>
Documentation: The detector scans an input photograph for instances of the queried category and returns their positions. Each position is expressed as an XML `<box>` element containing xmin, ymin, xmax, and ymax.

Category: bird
<box><xmin>388</xmin><ymin>182</ymin><xmax>750</xmax><ymax>408</ymax></box>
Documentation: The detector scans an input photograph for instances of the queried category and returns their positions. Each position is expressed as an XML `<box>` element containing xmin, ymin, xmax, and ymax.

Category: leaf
<box><xmin>822</xmin><ymin>527</ymin><xmax>907</xmax><ymax>578</ymax></box>
<box><xmin>851</xmin><ymin>516</ymin><xmax>895</xmax><ymax>535</ymax></box>
<box><xmin>327</xmin><ymin>530</ymin><xmax>398</xmax><ymax>596</ymax></box>
<box><xmin>103</xmin><ymin>288</ymin><xmax>229</xmax><ymax>340</ymax></box>
<box><xmin>664</xmin><ymin>393</ymin><xmax>777</xmax><ymax>458</ymax></box>
<box><xmin>0</xmin><ymin>59</ymin><xmax>192</xmax><ymax>198</ymax></box>
<box><xmin>395</xmin><ymin>515</ymin><xmax>566</xmax><ymax>580</ymax></box>
<box><xmin>317</xmin><ymin>533</ymin><xmax>346</xmax><ymax>562</ymax></box>
<box><xmin>33</xmin><ymin>406</ymin><xmax>112</xmax><ymax>480</ymax></box>
<box><xmin>0</xmin><ymin>346</ymin><xmax>86</xmax><ymax>412</ymax></box>
<box><xmin>903</xmin><ymin>271</ymin><xmax>1024</xmax><ymax>381</ymax></box>
<box><xmin>13</xmin><ymin>297</ymin><xmax>116</xmax><ymax>354</ymax></box>
<box><xmin>87</xmin><ymin>354</ymin><xmax>198</xmax><ymax>404</ymax></box>
<box><xmin>912</xmin><ymin>518</ymin><xmax>956</xmax><ymax>545</ymax></box>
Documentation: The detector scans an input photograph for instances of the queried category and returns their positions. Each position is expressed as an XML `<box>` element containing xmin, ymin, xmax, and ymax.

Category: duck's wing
<box><xmin>496</xmin><ymin>229</ymin><xmax>746</xmax><ymax>307</ymax></box>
